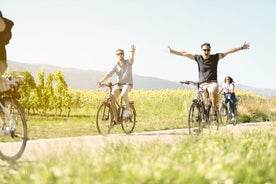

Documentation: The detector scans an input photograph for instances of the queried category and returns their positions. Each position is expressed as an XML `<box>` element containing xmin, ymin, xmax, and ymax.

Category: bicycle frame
<box><xmin>0</xmin><ymin>74</ymin><xmax>28</xmax><ymax>161</ymax></box>
<box><xmin>0</xmin><ymin>101</ymin><xmax>17</xmax><ymax>135</ymax></box>
<box><xmin>104</xmin><ymin>84</ymin><xmax>125</xmax><ymax>124</ymax></box>
<box><xmin>219</xmin><ymin>93</ymin><xmax>238</xmax><ymax>125</ymax></box>
<box><xmin>181</xmin><ymin>80</ymin><xmax>219</xmax><ymax>134</ymax></box>
<box><xmin>185</xmin><ymin>81</ymin><xmax>211</xmax><ymax>119</ymax></box>
<box><xmin>96</xmin><ymin>82</ymin><xmax>136</xmax><ymax>135</ymax></box>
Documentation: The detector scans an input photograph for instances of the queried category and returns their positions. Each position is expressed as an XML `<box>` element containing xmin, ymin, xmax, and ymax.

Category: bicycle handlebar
<box><xmin>98</xmin><ymin>82</ymin><xmax>130</xmax><ymax>89</ymax></box>
<box><xmin>179</xmin><ymin>80</ymin><xmax>203</xmax><ymax>87</ymax></box>
<box><xmin>179</xmin><ymin>80</ymin><xmax>217</xmax><ymax>87</ymax></box>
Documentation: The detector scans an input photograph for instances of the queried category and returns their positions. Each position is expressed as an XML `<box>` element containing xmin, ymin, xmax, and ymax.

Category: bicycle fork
<box><xmin>0</xmin><ymin>102</ymin><xmax>16</xmax><ymax>136</ymax></box>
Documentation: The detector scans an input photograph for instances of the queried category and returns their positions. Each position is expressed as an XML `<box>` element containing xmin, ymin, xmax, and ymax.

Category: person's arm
<box><xmin>0</xmin><ymin>17</ymin><xmax>6</xmax><ymax>32</ymax></box>
<box><xmin>230</xmin><ymin>83</ymin><xmax>235</xmax><ymax>93</ymax></box>
<box><xmin>219</xmin><ymin>42</ymin><xmax>250</xmax><ymax>59</ymax></box>
<box><xmin>129</xmin><ymin>44</ymin><xmax>136</xmax><ymax>63</ymax></box>
<box><xmin>96</xmin><ymin>74</ymin><xmax>111</xmax><ymax>86</ymax></box>
<box><xmin>167</xmin><ymin>46</ymin><xmax>195</xmax><ymax>60</ymax></box>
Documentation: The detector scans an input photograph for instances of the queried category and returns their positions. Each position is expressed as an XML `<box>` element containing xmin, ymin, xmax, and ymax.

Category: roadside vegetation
<box><xmin>2</xmin><ymin>126</ymin><xmax>276</xmax><ymax>184</ymax></box>
<box><xmin>1</xmin><ymin>70</ymin><xmax>276</xmax><ymax>183</ymax></box>
<box><xmin>9</xmin><ymin>70</ymin><xmax>274</xmax><ymax>140</ymax></box>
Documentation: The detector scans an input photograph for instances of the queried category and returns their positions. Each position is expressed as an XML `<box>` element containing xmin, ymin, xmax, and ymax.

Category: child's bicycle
<box><xmin>180</xmin><ymin>80</ymin><xmax>219</xmax><ymax>134</ymax></box>
<box><xmin>219</xmin><ymin>93</ymin><xmax>238</xmax><ymax>126</ymax></box>
<box><xmin>0</xmin><ymin>74</ymin><xmax>27</xmax><ymax>161</ymax></box>
<box><xmin>96</xmin><ymin>83</ymin><xmax>136</xmax><ymax>135</ymax></box>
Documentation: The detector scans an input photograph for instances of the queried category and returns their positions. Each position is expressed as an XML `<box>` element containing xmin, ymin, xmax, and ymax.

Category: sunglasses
<box><xmin>116</xmin><ymin>52</ymin><xmax>124</xmax><ymax>56</ymax></box>
<box><xmin>203</xmin><ymin>49</ymin><xmax>210</xmax><ymax>52</ymax></box>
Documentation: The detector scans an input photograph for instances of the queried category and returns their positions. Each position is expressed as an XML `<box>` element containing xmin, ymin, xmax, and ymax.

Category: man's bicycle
<box><xmin>0</xmin><ymin>74</ymin><xmax>27</xmax><ymax>161</ymax></box>
<box><xmin>219</xmin><ymin>93</ymin><xmax>238</xmax><ymax>126</ymax></box>
<box><xmin>96</xmin><ymin>83</ymin><xmax>136</xmax><ymax>135</ymax></box>
<box><xmin>180</xmin><ymin>80</ymin><xmax>219</xmax><ymax>134</ymax></box>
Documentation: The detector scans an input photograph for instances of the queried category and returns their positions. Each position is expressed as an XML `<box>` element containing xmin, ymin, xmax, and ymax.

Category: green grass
<box><xmin>2</xmin><ymin>126</ymin><xmax>276</xmax><ymax>184</ymax></box>
<box><xmin>24</xmin><ymin>89</ymin><xmax>276</xmax><ymax>140</ymax></box>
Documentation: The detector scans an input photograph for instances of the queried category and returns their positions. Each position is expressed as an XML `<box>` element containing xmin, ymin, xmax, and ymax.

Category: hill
<box><xmin>8</xmin><ymin>61</ymin><xmax>276</xmax><ymax>97</ymax></box>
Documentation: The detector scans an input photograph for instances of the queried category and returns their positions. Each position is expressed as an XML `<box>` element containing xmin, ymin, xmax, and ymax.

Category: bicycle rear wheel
<box><xmin>96</xmin><ymin>103</ymin><xmax>113</xmax><ymax>135</ymax></box>
<box><xmin>0</xmin><ymin>97</ymin><xmax>27</xmax><ymax>161</ymax></box>
<box><xmin>121</xmin><ymin>103</ymin><xmax>136</xmax><ymax>134</ymax></box>
<box><xmin>188</xmin><ymin>102</ymin><xmax>202</xmax><ymax>135</ymax></box>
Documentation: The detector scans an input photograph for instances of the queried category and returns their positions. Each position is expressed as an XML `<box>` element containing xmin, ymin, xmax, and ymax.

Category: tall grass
<box><xmin>2</xmin><ymin>126</ymin><xmax>276</xmax><ymax>183</ymax></box>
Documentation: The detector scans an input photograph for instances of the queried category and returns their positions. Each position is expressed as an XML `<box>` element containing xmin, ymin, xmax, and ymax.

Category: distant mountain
<box><xmin>8</xmin><ymin>61</ymin><xmax>276</xmax><ymax>97</ymax></box>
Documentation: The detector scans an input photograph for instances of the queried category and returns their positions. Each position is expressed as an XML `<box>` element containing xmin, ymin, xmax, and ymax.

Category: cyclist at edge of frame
<box><xmin>167</xmin><ymin>42</ymin><xmax>250</xmax><ymax>118</ymax></box>
<box><xmin>96</xmin><ymin>44</ymin><xmax>136</xmax><ymax>118</ymax></box>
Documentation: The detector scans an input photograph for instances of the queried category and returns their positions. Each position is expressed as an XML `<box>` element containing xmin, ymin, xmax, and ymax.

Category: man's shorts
<box><xmin>200</xmin><ymin>82</ymin><xmax>219</xmax><ymax>95</ymax></box>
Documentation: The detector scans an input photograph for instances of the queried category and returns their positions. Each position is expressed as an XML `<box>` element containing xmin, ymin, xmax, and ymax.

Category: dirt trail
<box><xmin>1</xmin><ymin>122</ymin><xmax>275</xmax><ymax>164</ymax></box>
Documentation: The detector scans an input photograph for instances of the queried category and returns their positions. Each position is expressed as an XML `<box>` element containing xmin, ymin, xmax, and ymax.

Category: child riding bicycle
<box><xmin>219</xmin><ymin>76</ymin><xmax>237</xmax><ymax>121</ymax></box>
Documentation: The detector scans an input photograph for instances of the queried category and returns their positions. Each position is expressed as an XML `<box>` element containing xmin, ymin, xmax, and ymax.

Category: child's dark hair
<box><xmin>224</xmin><ymin>76</ymin><xmax>234</xmax><ymax>83</ymax></box>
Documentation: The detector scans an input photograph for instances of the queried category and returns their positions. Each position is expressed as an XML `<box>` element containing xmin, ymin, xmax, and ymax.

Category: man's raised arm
<box><xmin>219</xmin><ymin>42</ymin><xmax>250</xmax><ymax>59</ymax></box>
<box><xmin>167</xmin><ymin>46</ymin><xmax>195</xmax><ymax>60</ymax></box>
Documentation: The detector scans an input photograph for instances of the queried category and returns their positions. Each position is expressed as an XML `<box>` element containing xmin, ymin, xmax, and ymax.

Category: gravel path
<box><xmin>1</xmin><ymin>122</ymin><xmax>275</xmax><ymax>164</ymax></box>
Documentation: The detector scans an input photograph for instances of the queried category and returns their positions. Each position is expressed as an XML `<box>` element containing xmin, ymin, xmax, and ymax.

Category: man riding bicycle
<box><xmin>97</xmin><ymin>45</ymin><xmax>136</xmax><ymax>118</ymax></box>
<box><xmin>168</xmin><ymin>42</ymin><xmax>250</xmax><ymax>118</ymax></box>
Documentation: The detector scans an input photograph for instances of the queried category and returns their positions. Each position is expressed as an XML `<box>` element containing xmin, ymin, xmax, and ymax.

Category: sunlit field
<box><xmin>26</xmin><ymin>89</ymin><xmax>276</xmax><ymax>139</ymax></box>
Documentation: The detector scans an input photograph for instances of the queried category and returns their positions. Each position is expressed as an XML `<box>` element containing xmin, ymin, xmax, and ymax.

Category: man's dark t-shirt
<box><xmin>194</xmin><ymin>53</ymin><xmax>219</xmax><ymax>83</ymax></box>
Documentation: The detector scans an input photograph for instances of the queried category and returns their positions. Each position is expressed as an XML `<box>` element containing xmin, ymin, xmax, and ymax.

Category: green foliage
<box><xmin>239</xmin><ymin>115</ymin><xmax>251</xmax><ymax>123</ymax></box>
<box><xmin>2</xmin><ymin>127</ymin><xmax>276</xmax><ymax>183</ymax></box>
<box><xmin>8</xmin><ymin>70</ymin><xmax>276</xmax><ymax>124</ymax></box>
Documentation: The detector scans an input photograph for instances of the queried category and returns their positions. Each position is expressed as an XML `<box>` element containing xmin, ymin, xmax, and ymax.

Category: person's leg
<box><xmin>230</xmin><ymin>94</ymin><xmax>237</xmax><ymax>114</ymax></box>
<box><xmin>207</xmin><ymin>82</ymin><xmax>219</xmax><ymax>114</ymax></box>
<box><xmin>111</xmin><ymin>85</ymin><xmax>122</xmax><ymax>100</ymax></box>
<box><xmin>121</xmin><ymin>84</ymin><xmax>132</xmax><ymax>110</ymax></box>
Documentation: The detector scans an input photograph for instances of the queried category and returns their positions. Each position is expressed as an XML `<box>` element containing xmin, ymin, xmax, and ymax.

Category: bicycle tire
<box><xmin>121</xmin><ymin>104</ymin><xmax>136</xmax><ymax>134</ymax></box>
<box><xmin>0</xmin><ymin>97</ymin><xmax>27</xmax><ymax>161</ymax></box>
<box><xmin>188</xmin><ymin>102</ymin><xmax>202</xmax><ymax>135</ymax></box>
<box><xmin>207</xmin><ymin>105</ymin><xmax>220</xmax><ymax>132</ymax></box>
<box><xmin>219</xmin><ymin>104</ymin><xmax>229</xmax><ymax>126</ymax></box>
<box><xmin>96</xmin><ymin>102</ymin><xmax>113</xmax><ymax>135</ymax></box>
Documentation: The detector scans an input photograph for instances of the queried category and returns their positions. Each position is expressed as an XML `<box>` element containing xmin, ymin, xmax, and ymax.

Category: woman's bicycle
<box><xmin>0</xmin><ymin>74</ymin><xmax>27</xmax><ymax>161</ymax></box>
<box><xmin>96</xmin><ymin>83</ymin><xmax>136</xmax><ymax>135</ymax></box>
<box><xmin>180</xmin><ymin>80</ymin><xmax>219</xmax><ymax>134</ymax></box>
<box><xmin>219</xmin><ymin>93</ymin><xmax>238</xmax><ymax>126</ymax></box>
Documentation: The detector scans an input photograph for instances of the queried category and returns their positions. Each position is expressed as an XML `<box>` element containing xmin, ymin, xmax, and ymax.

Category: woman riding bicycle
<box><xmin>219</xmin><ymin>76</ymin><xmax>237</xmax><ymax>121</ymax></box>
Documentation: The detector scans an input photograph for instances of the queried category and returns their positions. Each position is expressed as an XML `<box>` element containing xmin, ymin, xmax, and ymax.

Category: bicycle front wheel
<box><xmin>0</xmin><ymin>97</ymin><xmax>28</xmax><ymax>161</ymax></box>
<box><xmin>121</xmin><ymin>103</ymin><xmax>136</xmax><ymax>134</ymax></box>
<box><xmin>219</xmin><ymin>105</ymin><xmax>229</xmax><ymax>126</ymax></box>
<box><xmin>96</xmin><ymin>102</ymin><xmax>113</xmax><ymax>135</ymax></box>
<box><xmin>188</xmin><ymin>102</ymin><xmax>202</xmax><ymax>135</ymax></box>
<box><xmin>207</xmin><ymin>105</ymin><xmax>220</xmax><ymax>132</ymax></box>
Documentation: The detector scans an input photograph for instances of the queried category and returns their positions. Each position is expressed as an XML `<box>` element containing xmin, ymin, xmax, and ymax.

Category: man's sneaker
<box><xmin>123</xmin><ymin>110</ymin><xmax>130</xmax><ymax>119</ymax></box>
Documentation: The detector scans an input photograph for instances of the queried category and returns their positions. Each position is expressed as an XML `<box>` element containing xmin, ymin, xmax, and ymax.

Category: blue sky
<box><xmin>1</xmin><ymin>0</ymin><xmax>276</xmax><ymax>89</ymax></box>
